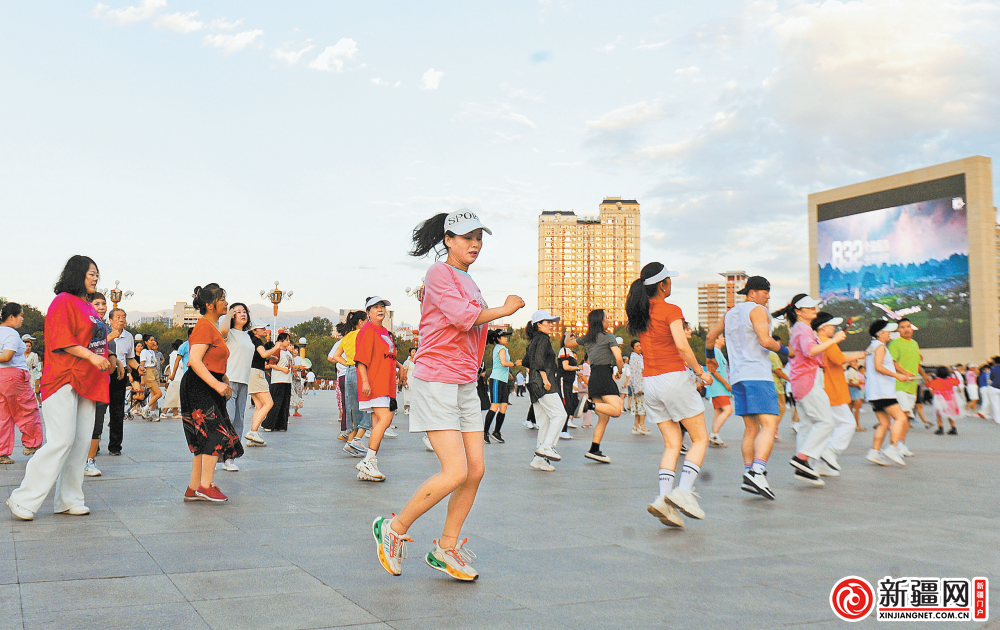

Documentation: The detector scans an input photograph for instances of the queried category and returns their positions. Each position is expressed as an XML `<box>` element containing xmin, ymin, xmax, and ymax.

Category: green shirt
<box><xmin>888</xmin><ymin>337</ymin><xmax>920</xmax><ymax>394</ymax></box>
<box><xmin>769</xmin><ymin>352</ymin><xmax>784</xmax><ymax>395</ymax></box>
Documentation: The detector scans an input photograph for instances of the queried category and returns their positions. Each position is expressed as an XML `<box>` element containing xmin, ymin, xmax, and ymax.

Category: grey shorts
<box><xmin>408</xmin><ymin>376</ymin><xmax>482</xmax><ymax>433</ymax></box>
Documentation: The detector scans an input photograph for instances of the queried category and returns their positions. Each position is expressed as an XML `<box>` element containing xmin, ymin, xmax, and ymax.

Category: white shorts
<box><xmin>359</xmin><ymin>396</ymin><xmax>391</xmax><ymax>410</ymax></box>
<box><xmin>408</xmin><ymin>376</ymin><xmax>482</xmax><ymax>433</ymax></box>
<box><xmin>896</xmin><ymin>391</ymin><xmax>917</xmax><ymax>415</ymax></box>
<box><xmin>248</xmin><ymin>368</ymin><xmax>269</xmax><ymax>395</ymax></box>
<box><xmin>644</xmin><ymin>372</ymin><xmax>706</xmax><ymax>424</ymax></box>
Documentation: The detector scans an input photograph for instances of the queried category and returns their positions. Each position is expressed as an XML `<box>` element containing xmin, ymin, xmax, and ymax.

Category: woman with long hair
<box><xmin>180</xmin><ymin>284</ymin><xmax>243</xmax><ymax>503</ymax></box>
<box><xmin>7</xmin><ymin>256</ymin><xmax>110</xmax><ymax>520</ymax></box>
<box><xmin>0</xmin><ymin>302</ymin><xmax>44</xmax><ymax>466</ymax></box>
<box><xmin>354</xmin><ymin>296</ymin><xmax>402</xmax><ymax>482</ymax></box>
<box><xmin>624</xmin><ymin>262</ymin><xmax>713</xmax><ymax>528</ymax></box>
<box><xmin>525</xmin><ymin>310</ymin><xmax>565</xmax><ymax>471</ymax></box>
<box><xmin>564</xmin><ymin>309</ymin><xmax>623</xmax><ymax>464</ymax></box>
<box><xmin>771</xmin><ymin>295</ymin><xmax>842</xmax><ymax>487</ymax></box>
<box><xmin>864</xmin><ymin>320</ymin><xmax>913</xmax><ymax>466</ymax></box>
<box><xmin>483</xmin><ymin>328</ymin><xmax>515</xmax><ymax>444</ymax></box>
<box><xmin>332</xmin><ymin>310</ymin><xmax>370</xmax><ymax>456</ymax></box>
<box><xmin>372</xmin><ymin>210</ymin><xmax>524</xmax><ymax>581</ymax></box>
<box><xmin>219</xmin><ymin>302</ymin><xmax>255</xmax><ymax>471</ymax></box>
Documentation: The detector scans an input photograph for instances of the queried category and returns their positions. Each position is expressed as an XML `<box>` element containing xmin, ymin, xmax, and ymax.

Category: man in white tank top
<box><xmin>705</xmin><ymin>276</ymin><xmax>786</xmax><ymax>500</ymax></box>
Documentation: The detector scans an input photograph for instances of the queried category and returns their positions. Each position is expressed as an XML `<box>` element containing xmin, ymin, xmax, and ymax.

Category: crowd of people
<box><xmin>2</xmin><ymin>211</ymin><xmax>998</xmax><ymax>582</ymax></box>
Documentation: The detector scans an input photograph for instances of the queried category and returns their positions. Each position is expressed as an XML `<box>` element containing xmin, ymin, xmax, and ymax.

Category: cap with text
<box><xmin>444</xmin><ymin>210</ymin><xmax>492</xmax><ymax>236</ymax></box>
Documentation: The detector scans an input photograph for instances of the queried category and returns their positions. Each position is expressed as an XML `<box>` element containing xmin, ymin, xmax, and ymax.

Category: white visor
<box><xmin>794</xmin><ymin>296</ymin><xmax>822</xmax><ymax>309</ymax></box>
<box><xmin>444</xmin><ymin>210</ymin><xmax>492</xmax><ymax>236</ymax></box>
<box><xmin>643</xmin><ymin>267</ymin><xmax>680</xmax><ymax>285</ymax></box>
<box><xmin>825</xmin><ymin>317</ymin><xmax>844</xmax><ymax>327</ymax></box>
<box><xmin>365</xmin><ymin>296</ymin><xmax>391</xmax><ymax>309</ymax></box>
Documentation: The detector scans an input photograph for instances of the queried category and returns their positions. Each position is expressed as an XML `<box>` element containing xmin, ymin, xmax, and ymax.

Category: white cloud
<box><xmin>203</xmin><ymin>29</ymin><xmax>263</xmax><ymax>53</ymax></box>
<box><xmin>635</xmin><ymin>40</ymin><xmax>669</xmax><ymax>51</ymax></box>
<box><xmin>209</xmin><ymin>18</ymin><xmax>242</xmax><ymax>30</ymax></box>
<box><xmin>272</xmin><ymin>44</ymin><xmax>314</xmax><ymax>66</ymax></box>
<box><xmin>93</xmin><ymin>0</ymin><xmax>166</xmax><ymax>26</ymax></box>
<box><xmin>587</xmin><ymin>101</ymin><xmax>665</xmax><ymax>130</ymax></box>
<box><xmin>420</xmin><ymin>68</ymin><xmax>444</xmax><ymax>90</ymax></box>
<box><xmin>460</xmin><ymin>103</ymin><xmax>537</xmax><ymax>128</ymax></box>
<box><xmin>595</xmin><ymin>36</ymin><xmax>622</xmax><ymax>53</ymax></box>
<box><xmin>675</xmin><ymin>65</ymin><xmax>700</xmax><ymax>76</ymax></box>
<box><xmin>308</xmin><ymin>38</ymin><xmax>358</xmax><ymax>72</ymax></box>
<box><xmin>154</xmin><ymin>11</ymin><xmax>204</xmax><ymax>33</ymax></box>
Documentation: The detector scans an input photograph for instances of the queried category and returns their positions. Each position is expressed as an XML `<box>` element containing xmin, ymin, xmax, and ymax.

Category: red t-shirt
<box><xmin>926</xmin><ymin>377</ymin><xmax>959</xmax><ymax>401</ymax></box>
<box><xmin>188</xmin><ymin>319</ymin><xmax>230</xmax><ymax>375</ymax></box>
<box><xmin>638</xmin><ymin>299</ymin><xmax>686</xmax><ymax>376</ymax></box>
<box><xmin>354</xmin><ymin>321</ymin><xmax>397</xmax><ymax>401</ymax></box>
<box><xmin>41</xmin><ymin>293</ymin><xmax>109</xmax><ymax>403</ymax></box>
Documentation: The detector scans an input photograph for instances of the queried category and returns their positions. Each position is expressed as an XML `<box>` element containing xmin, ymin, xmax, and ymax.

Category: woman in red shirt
<box><xmin>7</xmin><ymin>255</ymin><xmax>111</xmax><ymax>521</ymax></box>
<box><xmin>180</xmin><ymin>284</ymin><xmax>243</xmax><ymax>503</ymax></box>
<box><xmin>354</xmin><ymin>296</ymin><xmax>402</xmax><ymax>482</ymax></box>
<box><xmin>625</xmin><ymin>262</ymin><xmax>713</xmax><ymax>529</ymax></box>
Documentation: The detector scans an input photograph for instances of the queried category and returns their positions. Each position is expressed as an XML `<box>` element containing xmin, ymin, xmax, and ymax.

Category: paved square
<box><xmin>2</xmin><ymin>392</ymin><xmax>997</xmax><ymax>629</ymax></box>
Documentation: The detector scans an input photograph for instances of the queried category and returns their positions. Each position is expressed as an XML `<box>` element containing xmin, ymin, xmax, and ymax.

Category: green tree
<box><xmin>303</xmin><ymin>335</ymin><xmax>337</xmax><ymax>380</ymax></box>
<box><xmin>290</xmin><ymin>317</ymin><xmax>334</xmax><ymax>341</ymax></box>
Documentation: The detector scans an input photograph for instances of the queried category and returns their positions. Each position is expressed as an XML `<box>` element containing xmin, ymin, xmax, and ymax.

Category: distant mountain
<box><xmin>820</xmin><ymin>254</ymin><xmax>968</xmax><ymax>296</ymax></box>
<box><xmin>126</xmin><ymin>304</ymin><xmax>344</xmax><ymax>330</ymax></box>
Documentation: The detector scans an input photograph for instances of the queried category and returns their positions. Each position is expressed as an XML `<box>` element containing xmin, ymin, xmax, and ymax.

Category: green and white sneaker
<box><xmin>373</xmin><ymin>514</ymin><xmax>411</xmax><ymax>576</ymax></box>
<box><xmin>425</xmin><ymin>539</ymin><xmax>479</xmax><ymax>581</ymax></box>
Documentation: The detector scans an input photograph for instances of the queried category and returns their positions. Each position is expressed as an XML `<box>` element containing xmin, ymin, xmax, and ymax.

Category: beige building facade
<box><xmin>697</xmin><ymin>271</ymin><xmax>747</xmax><ymax>330</ymax></box>
<box><xmin>538</xmin><ymin>198</ymin><xmax>640</xmax><ymax>332</ymax></box>
<box><xmin>172</xmin><ymin>302</ymin><xmax>201</xmax><ymax>328</ymax></box>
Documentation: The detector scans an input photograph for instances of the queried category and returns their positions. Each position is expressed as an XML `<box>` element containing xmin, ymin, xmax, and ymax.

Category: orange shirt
<box><xmin>189</xmin><ymin>319</ymin><xmax>230</xmax><ymax>375</ymax></box>
<box><xmin>354</xmin><ymin>321</ymin><xmax>398</xmax><ymax>400</ymax></box>
<box><xmin>820</xmin><ymin>334</ymin><xmax>850</xmax><ymax>406</ymax></box>
<box><xmin>638</xmin><ymin>299</ymin><xmax>686</xmax><ymax>376</ymax></box>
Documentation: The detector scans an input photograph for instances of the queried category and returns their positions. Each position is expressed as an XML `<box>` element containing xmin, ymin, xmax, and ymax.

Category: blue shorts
<box><xmin>732</xmin><ymin>381</ymin><xmax>780</xmax><ymax>416</ymax></box>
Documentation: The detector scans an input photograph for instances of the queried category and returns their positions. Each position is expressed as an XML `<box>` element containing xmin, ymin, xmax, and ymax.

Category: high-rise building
<box><xmin>697</xmin><ymin>271</ymin><xmax>747</xmax><ymax>330</ymax></box>
<box><xmin>538</xmin><ymin>197</ymin><xmax>640</xmax><ymax>332</ymax></box>
<box><xmin>172</xmin><ymin>302</ymin><xmax>202</xmax><ymax>328</ymax></box>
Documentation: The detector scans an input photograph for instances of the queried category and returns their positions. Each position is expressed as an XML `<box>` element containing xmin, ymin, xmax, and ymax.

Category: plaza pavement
<box><xmin>1</xmin><ymin>391</ymin><xmax>998</xmax><ymax>630</ymax></box>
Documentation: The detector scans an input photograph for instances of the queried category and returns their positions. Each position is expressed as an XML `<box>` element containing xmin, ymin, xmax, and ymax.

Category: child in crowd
<box><xmin>926</xmin><ymin>366</ymin><xmax>960</xmax><ymax>435</ymax></box>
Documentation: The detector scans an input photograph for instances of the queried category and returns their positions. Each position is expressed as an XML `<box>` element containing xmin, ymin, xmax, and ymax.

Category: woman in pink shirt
<box><xmin>772</xmin><ymin>294</ymin><xmax>845</xmax><ymax>487</ymax></box>
<box><xmin>372</xmin><ymin>210</ymin><xmax>524</xmax><ymax>582</ymax></box>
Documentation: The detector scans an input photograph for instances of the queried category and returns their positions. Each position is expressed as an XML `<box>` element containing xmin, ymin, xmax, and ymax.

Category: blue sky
<box><xmin>3</xmin><ymin>0</ymin><xmax>999</xmax><ymax>327</ymax></box>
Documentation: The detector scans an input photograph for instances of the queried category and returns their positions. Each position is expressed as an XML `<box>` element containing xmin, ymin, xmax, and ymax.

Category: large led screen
<box><xmin>817</xmin><ymin>175</ymin><xmax>971</xmax><ymax>351</ymax></box>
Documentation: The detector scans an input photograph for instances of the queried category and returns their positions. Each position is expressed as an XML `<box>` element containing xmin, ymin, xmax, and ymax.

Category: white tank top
<box><xmin>724</xmin><ymin>301</ymin><xmax>773</xmax><ymax>384</ymax></box>
<box><xmin>865</xmin><ymin>340</ymin><xmax>897</xmax><ymax>400</ymax></box>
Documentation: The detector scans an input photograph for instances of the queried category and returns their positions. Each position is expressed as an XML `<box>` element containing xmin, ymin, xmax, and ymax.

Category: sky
<box><xmin>2</xmin><ymin>0</ymin><xmax>999</xmax><ymax>327</ymax></box>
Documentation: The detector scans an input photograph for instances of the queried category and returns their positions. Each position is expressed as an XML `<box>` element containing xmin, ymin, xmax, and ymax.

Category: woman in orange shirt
<box><xmin>180</xmin><ymin>284</ymin><xmax>243</xmax><ymax>503</ymax></box>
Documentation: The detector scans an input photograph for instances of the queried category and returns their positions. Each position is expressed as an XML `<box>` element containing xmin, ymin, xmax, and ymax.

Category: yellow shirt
<box><xmin>340</xmin><ymin>330</ymin><xmax>359</xmax><ymax>365</ymax></box>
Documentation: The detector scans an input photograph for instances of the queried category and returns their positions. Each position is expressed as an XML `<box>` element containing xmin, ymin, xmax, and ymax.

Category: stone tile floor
<box><xmin>1</xmin><ymin>391</ymin><xmax>997</xmax><ymax>629</ymax></box>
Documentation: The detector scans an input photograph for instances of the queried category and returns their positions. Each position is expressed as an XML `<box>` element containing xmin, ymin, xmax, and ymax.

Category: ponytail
<box><xmin>524</xmin><ymin>320</ymin><xmax>539</xmax><ymax>340</ymax></box>
<box><xmin>771</xmin><ymin>293</ymin><xmax>807</xmax><ymax>325</ymax></box>
<box><xmin>625</xmin><ymin>262</ymin><xmax>666</xmax><ymax>336</ymax></box>
<box><xmin>409</xmin><ymin>213</ymin><xmax>450</xmax><ymax>258</ymax></box>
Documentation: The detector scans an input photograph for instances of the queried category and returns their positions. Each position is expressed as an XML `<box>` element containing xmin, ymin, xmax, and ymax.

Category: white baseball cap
<box><xmin>793</xmin><ymin>296</ymin><xmax>822</xmax><ymax>309</ymax></box>
<box><xmin>531</xmin><ymin>309</ymin><xmax>560</xmax><ymax>324</ymax></box>
<box><xmin>444</xmin><ymin>210</ymin><xmax>492</xmax><ymax>236</ymax></box>
<box><xmin>21</xmin><ymin>333</ymin><xmax>36</xmax><ymax>341</ymax></box>
<box><xmin>365</xmin><ymin>296</ymin><xmax>391</xmax><ymax>309</ymax></box>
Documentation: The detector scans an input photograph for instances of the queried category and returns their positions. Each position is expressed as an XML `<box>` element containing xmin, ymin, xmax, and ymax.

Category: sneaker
<box><xmin>708</xmin><ymin>433</ymin><xmax>727</xmax><ymax>448</ymax></box>
<box><xmin>535</xmin><ymin>447</ymin><xmax>561</xmax><ymax>461</ymax></box>
<box><xmin>820</xmin><ymin>450</ymin><xmax>841</xmax><ymax>471</ymax></box>
<box><xmin>109</xmin><ymin>450</ymin><xmax>122</xmax><ymax>457</ymax></box>
<box><xmin>567</xmin><ymin>420</ymin><xmax>579</xmax><ymax>429</ymax></box>
<box><xmin>647</xmin><ymin>495</ymin><xmax>684</xmax><ymax>528</ymax></box>
<box><xmin>384</xmin><ymin>428</ymin><xmax>398</xmax><ymax>438</ymax></box>
<box><xmin>665</xmin><ymin>487</ymin><xmax>705</xmax><ymax>519</ymax></box>
<box><xmin>22</xmin><ymin>447</ymin><xmax>38</xmax><ymax>456</ymax></box>
<box><xmin>56</xmin><ymin>505</ymin><xmax>91</xmax><ymax>516</ymax></box>
<box><xmin>559</xmin><ymin>431</ymin><xmax>573</xmax><ymax>440</ymax></box>
<box><xmin>357</xmin><ymin>457</ymin><xmax>386</xmax><ymax>482</ymax></box>
<box><xmin>84</xmin><ymin>459</ymin><xmax>102</xmax><ymax>477</ymax></box>
<box><xmin>947</xmin><ymin>427</ymin><xmax>958</xmax><ymax>435</ymax></box>
<box><xmin>882</xmin><ymin>444</ymin><xmax>906</xmax><ymax>466</ymax></box>
<box><xmin>789</xmin><ymin>455</ymin><xmax>818</xmax><ymax>478</ymax></box>
<box><xmin>632</xmin><ymin>427</ymin><xmax>642</xmax><ymax>435</ymax></box>
<box><xmin>773</xmin><ymin>432</ymin><xmax>782</xmax><ymax>442</ymax></box>
<box><xmin>679</xmin><ymin>444</ymin><xmax>689</xmax><ymax>455</ymax></box>
<box><xmin>794</xmin><ymin>468</ymin><xmax>826</xmax><ymax>486</ymax></box>
<box><xmin>866</xmin><ymin>448</ymin><xmax>892</xmax><ymax>466</ymax></box>
<box><xmin>262</xmin><ymin>428</ymin><xmax>273</xmax><ymax>432</ymax></box>
<box><xmin>741</xmin><ymin>474</ymin><xmax>759</xmax><ymax>495</ymax></box>
<box><xmin>529</xmin><ymin>456</ymin><xmax>555</xmax><ymax>471</ymax></box>
<box><xmin>344</xmin><ymin>441</ymin><xmax>365</xmax><ymax>457</ymax></box>
<box><xmin>6</xmin><ymin>499</ymin><xmax>34</xmax><ymax>521</ymax></box>
<box><xmin>244</xmin><ymin>431</ymin><xmax>266</xmax><ymax>445</ymax></box>
<box><xmin>337</xmin><ymin>431</ymin><xmax>350</xmax><ymax>442</ymax></box>
<box><xmin>0</xmin><ymin>455</ymin><xmax>13</xmax><ymax>465</ymax></box>
<box><xmin>584</xmin><ymin>450</ymin><xmax>611</xmax><ymax>464</ymax></box>
<box><xmin>222</xmin><ymin>459</ymin><xmax>239</xmax><ymax>472</ymax></box>
<box><xmin>373</xmin><ymin>515</ymin><xmax>411</xmax><ymax>576</ymax></box>
<box><xmin>814</xmin><ymin>459</ymin><xmax>840</xmax><ymax>477</ymax></box>
<box><xmin>898</xmin><ymin>443</ymin><xmax>915</xmax><ymax>457</ymax></box>
<box><xmin>183</xmin><ymin>486</ymin><xmax>205</xmax><ymax>502</ymax></box>
<box><xmin>522</xmin><ymin>420</ymin><xmax>533</xmax><ymax>429</ymax></box>
<box><xmin>425</xmin><ymin>539</ymin><xmax>479</xmax><ymax>581</ymax></box>
<box><xmin>490</xmin><ymin>432</ymin><xmax>505</xmax><ymax>444</ymax></box>
<box><xmin>484</xmin><ymin>432</ymin><xmax>491</xmax><ymax>444</ymax></box>
<box><xmin>934</xmin><ymin>427</ymin><xmax>944</xmax><ymax>435</ymax></box>
<box><xmin>422</xmin><ymin>435</ymin><xmax>435</xmax><ymax>452</ymax></box>
<box><xmin>195</xmin><ymin>484</ymin><xmax>228</xmax><ymax>502</ymax></box>
<box><xmin>745</xmin><ymin>469</ymin><xmax>775</xmax><ymax>500</ymax></box>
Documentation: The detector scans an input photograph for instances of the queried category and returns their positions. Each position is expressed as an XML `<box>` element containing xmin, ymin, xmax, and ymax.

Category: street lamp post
<box><xmin>298</xmin><ymin>336</ymin><xmax>308</xmax><ymax>359</ymax></box>
<box><xmin>100</xmin><ymin>281</ymin><xmax>133</xmax><ymax>310</ymax></box>
<box><xmin>260</xmin><ymin>281</ymin><xmax>293</xmax><ymax>333</ymax></box>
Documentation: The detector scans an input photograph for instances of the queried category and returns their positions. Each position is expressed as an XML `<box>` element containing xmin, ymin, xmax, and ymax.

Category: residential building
<box><xmin>172</xmin><ymin>302</ymin><xmax>201</xmax><ymax>328</ymax></box>
<box><xmin>697</xmin><ymin>271</ymin><xmax>748</xmax><ymax>330</ymax></box>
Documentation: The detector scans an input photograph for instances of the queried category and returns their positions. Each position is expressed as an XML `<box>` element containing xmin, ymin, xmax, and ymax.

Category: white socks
<box><xmin>679</xmin><ymin>461</ymin><xmax>700</xmax><ymax>492</ymax></box>
<box><xmin>658</xmin><ymin>469</ymin><xmax>675</xmax><ymax>497</ymax></box>
<box><xmin>365</xmin><ymin>448</ymin><xmax>377</xmax><ymax>461</ymax></box>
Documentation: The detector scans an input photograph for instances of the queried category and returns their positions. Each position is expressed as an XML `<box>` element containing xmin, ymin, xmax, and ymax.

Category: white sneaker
<box><xmin>866</xmin><ymin>448</ymin><xmax>892</xmax><ymax>466</ymax></box>
<box><xmin>898</xmin><ymin>443</ymin><xmax>914</xmax><ymax>457</ymax></box>
<box><xmin>559</xmin><ymin>431</ymin><xmax>573</xmax><ymax>440</ymax></box>
<box><xmin>665</xmin><ymin>487</ymin><xmax>705</xmax><ymax>519</ymax></box>
<box><xmin>529</xmin><ymin>456</ymin><xmax>555</xmax><ymax>472</ymax></box>
<box><xmin>384</xmin><ymin>428</ymin><xmax>398</xmax><ymax>438</ymax></box>
<box><xmin>567</xmin><ymin>420</ymin><xmax>579</xmax><ymax>428</ymax></box>
<box><xmin>6</xmin><ymin>499</ymin><xmax>33</xmax><ymax>521</ymax></box>
<box><xmin>356</xmin><ymin>457</ymin><xmax>386</xmax><ymax>481</ymax></box>
<box><xmin>523</xmin><ymin>420</ymin><xmax>533</xmax><ymax>428</ymax></box>
<box><xmin>222</xmin><ymin>459</ymin><xmax>239</xmax><ymax>472</ymax></box>
<box><xmin>647</xmin><ymin>495</ymin><xmax>684</xmax><ymax>528</ymax></box>
<box><xmin>422</xmin><ymin>435</ymin><xmax>435</xmax><ymax>452</ymax></box>
<box><xmin>245</xmin><ymin>431</ymin><xmax>267</xmax><ymax>446</ymax></box>
<box><xmin>814</xmin><ymin>459</ymin><xmax>840</xmax><ymax>477</ymax></box>
<box><xmin>820</xmin><ymin>450</ymin><xmax>841</xmax><ymax>471</ymax></box>
<box><xmin>535</xmin><ymin>446</ymin><xmax>561</xmax><ymax>461</ymax></box>
<box><xmin>883</xmin><ymin>444</ymin><xmax>906</xmax><ymax>466</ymax></box>
<box><xmin>84</xmin><ymin>459</ymin><xmax>102</xmax><ymax>477</ymax></box>
<box><xmin>708</xmin><ymin>433</ymin><xmax>727</xmax><ymax>448</ymax></box>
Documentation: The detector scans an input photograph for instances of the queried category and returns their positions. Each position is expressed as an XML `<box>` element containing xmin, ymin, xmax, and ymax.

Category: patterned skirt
<box><xmin>180</xmin><ymin>370</ymin><xmax>245</xmax><ymax>460</ymax></box>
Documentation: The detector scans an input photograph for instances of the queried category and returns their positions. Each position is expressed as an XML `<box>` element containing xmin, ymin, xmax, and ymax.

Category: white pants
<box><xmin>532</xmin><ymin>392</ymin><xmax>564</xmax><ymax>452</ymax></box>
<box><xmin>824</xmin><ymin>404</ymin><xmax>857</xmax><ymax>455</ymax></box>
<box><xmin>989</xmin><ymin>387</ymin><xmax>1000</xmax><ymax>424</ymax></box>
<box><xmin>795</xmin><ymin>370</ymin><xmax>835</xmax><ymax>460</ymax></box>
<box><xmin>981</xmin><ymin>385</ymin><xmax>992</xmax><ymax>416</ymax></box>
<box><xmin>9</xmin><ymin>385</ymin><xmax>95</xmax><ymax>514</ymax></box>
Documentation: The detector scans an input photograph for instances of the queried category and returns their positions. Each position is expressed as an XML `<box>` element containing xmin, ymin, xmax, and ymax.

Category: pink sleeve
<box><xmin>424</xmin><ymin>265</ymin><xmax>481</xmax><ymax>332</ymax></box>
